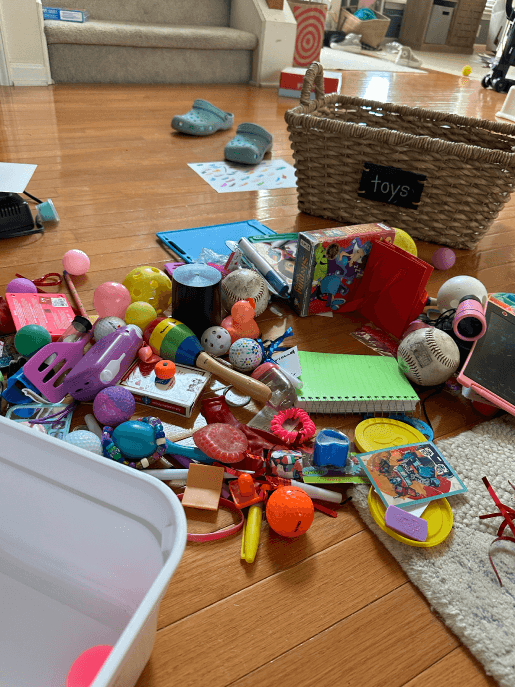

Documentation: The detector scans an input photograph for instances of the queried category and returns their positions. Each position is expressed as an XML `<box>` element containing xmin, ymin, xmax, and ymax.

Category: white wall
<box><xmin>0</xmin><ymin>0</ymin><xmax>52</xmax><ymax>85</ymax></box>
<box><xmin>231</xmin><ymin>0</ymin><xmax>297</xmax><ymax>86</ymax></box>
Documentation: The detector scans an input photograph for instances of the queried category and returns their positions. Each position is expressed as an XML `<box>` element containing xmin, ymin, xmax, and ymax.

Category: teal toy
<box><xmin>14</xmin><ymin>324</ymin><xmax>52</xmax><ymax>357</ymax></box>
<box><xmin>112</xmin><ymin>420</ymin><xmax>157</xmax><ymax>459</ymax></box>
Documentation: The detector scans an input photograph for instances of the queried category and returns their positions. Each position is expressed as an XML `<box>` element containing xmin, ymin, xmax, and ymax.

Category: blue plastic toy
<box><xmin>313</xmin><ymin>428</ymin><xmax>350</xmax><ymax>468</ymax></box>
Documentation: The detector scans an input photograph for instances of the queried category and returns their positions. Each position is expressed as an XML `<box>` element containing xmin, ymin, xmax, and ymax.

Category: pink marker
<box><xmin>384</xmin><ymin>505</ymin><xmax>428</xmax><ymax>542</ymax></box>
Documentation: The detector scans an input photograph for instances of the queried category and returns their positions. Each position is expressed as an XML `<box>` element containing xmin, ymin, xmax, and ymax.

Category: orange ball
<box><xmin>266</xmin><ymin>486</ymin><xmax>314</xmax><ymax>538</ymax></box>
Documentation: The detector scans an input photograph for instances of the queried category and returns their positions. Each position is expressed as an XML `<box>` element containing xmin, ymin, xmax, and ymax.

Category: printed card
<box><xmin>355</xmin><ymin>441</ymin><xmax>467</xmax><ymax>509</ymax></box>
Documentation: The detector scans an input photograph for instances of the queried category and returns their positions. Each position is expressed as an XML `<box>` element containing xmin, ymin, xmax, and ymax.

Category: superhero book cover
<box><xmin>355</xmin><ymin>442</ymin><xmax>467</xmax><ymax>510</ymax></box>
<box><xmin>290</xmin><ymin>223</ymin><xmax>395</xmax><ymax>317</ymax></box>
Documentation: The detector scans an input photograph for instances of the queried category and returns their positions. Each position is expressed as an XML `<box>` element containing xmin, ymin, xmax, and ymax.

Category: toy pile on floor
<box><xmin>1</xmin><ymin>221</ymin><xmax>511</xmax><ymax>575</ymax></box>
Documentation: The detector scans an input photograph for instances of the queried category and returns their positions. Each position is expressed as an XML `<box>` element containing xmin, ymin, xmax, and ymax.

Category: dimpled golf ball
<box><xmin>229</xmin><ymin>337</ymin><xmax>262</xmax><ymax>372</ymax></box>
<box><xmin>64</xmin><ymin>430</ymin><xmax>103</xmax><ymax>455</ymax></box>
<box><xmin>266</xmin><ymin>486</ymin><xmax>315</xmax><ymax>538</ymax></box>
<box><xmin>93</xmin><ymin>386</ymin><xmax>135</xmax><ymax>427</ymax></box>
<box><xmin>14</xmin><ymin>324</ymin><xmax>52</xmax><ymax>357</ymax></box>
<box><xmin>201</xmin><ymin>326</ymin><xmax>232</xmax><ymax>357</ymax></box>
<box><xmin>93</xmin><ymin>316</ymin><xmax>126</xmax><ymax>341</ymax></box>
<box><xmin>124</xmin><ymin>301</ymin><xmax>157</xmax><ymax>331</ymax></box>
<box><xmin>432</xmin><ymin>246</ymin><xmax>456</xmax><ymax>271</ymax></box>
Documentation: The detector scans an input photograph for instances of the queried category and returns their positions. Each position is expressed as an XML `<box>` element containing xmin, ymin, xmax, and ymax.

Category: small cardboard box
<box><xmin>279</xmin><ymin>67</ymin><xmax>342</xmax><ymax>99</ymax></box>
<box><xmin>338</xmin><ymin>8</ymin><xmax>390</xmax><ymax>48</ymax></box>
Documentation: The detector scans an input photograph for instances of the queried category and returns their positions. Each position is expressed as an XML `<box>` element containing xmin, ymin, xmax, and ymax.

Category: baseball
<box><xmin>397</xmin><ymin>327</ymin><xmax>460</xmax><ymax>386</ymax></box>
<box><xmin>221</xmin><ymin>269</ymin><xmax>270</xmax><ymax>316</ymax></box>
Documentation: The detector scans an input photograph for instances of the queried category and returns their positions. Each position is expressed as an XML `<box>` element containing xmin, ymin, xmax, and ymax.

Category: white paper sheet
<box><xmin>188</xmin><ymin>159</ymin><xmax>297</xmax><ymax>193</ymax></box>
<box><xmin>0</xmin><ymin>162</ymin><xmax>37</xmax><ymax>192</ymax></box>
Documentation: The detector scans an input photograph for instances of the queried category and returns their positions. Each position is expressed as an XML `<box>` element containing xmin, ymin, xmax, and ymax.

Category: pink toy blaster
<box><xmin>62</xmin><ymin>325</ymin><xmax>143</xmax><ymax>401</ymax></box>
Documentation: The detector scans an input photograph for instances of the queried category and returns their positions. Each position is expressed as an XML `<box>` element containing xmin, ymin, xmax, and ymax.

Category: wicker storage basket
<box><xmin>284</xmin><ymin>62</ymin><xmax>515</xmax><ymax>250</ymax></box>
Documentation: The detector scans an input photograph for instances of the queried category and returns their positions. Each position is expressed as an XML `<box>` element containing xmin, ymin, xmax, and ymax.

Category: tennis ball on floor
<box><xmin>462</xmin><ymin>65</ymin><xmax>472</xmax><ymax>77</ymax></box>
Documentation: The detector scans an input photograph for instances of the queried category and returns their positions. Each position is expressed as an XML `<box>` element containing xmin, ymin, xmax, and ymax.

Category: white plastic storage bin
<box><xmin>0</xmin><ymin>415</ymin><xmax>187</xmax><ymax>687</ymax></box>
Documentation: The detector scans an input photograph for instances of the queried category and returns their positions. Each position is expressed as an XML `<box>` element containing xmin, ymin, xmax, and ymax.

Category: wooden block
<box><xmin>182</xmin><ymin>464</ymin><xmax>225</xmax><ymax>511</ymax></box>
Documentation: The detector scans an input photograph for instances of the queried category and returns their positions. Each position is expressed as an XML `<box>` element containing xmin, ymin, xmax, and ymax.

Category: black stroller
<box><xmin>482</xmin><ymin>0</ymin><xmax>515</xmax><ymax>92</ymax></box>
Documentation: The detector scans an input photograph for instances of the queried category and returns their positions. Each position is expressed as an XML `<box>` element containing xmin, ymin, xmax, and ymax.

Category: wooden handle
<box><xmin>196</xmin><ymin>352</ymin><xmax>272</xmax><ymax>404</ymax></box>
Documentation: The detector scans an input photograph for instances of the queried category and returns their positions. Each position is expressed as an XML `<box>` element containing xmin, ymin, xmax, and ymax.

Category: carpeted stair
<box><xmin>44</xmin><ymin>0</ymin><xmax>257</xmax><ymax>84</ymax></box>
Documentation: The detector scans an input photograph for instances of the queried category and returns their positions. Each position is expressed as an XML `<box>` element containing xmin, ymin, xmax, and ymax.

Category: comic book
<box><xmin>355</xmin><ymin>441</ymin><xmax>467</xmax><ymax>510</ymax></box>
<box><xmin>290</xmin><ymin>223</ymin><xmax>395</xmax><ymax>317</ymax></box>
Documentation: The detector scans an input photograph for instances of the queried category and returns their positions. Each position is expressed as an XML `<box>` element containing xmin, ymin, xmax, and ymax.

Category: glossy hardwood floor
<box><xmin>0</xmin><ymin>67</ymin><xmax>509</xmax><ymax>687</ymax></box>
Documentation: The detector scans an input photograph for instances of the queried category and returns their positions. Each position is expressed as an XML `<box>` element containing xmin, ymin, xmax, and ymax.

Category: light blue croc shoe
<box><xmin>172</xmin><ymin>99</ymin><xmax>234</xmax><ymax>136</ymax></box>
<box><xmin>224</xmin><ymin>123</ymin><xmax>273</xmax><ymax>164</ymax></box>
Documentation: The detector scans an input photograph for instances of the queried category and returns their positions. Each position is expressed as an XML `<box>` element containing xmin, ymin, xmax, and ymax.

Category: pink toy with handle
<box><xmin>23</xmin><ymin>329</ymin><xmax>94</xmax><ymax>403</ymax></box>
<box><xmin>62</xmin><ymin>324</ymin><xmax>143</xmax><ymax>401</ymax></box>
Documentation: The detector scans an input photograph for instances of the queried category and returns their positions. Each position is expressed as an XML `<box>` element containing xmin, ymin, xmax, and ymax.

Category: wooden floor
<box><xmin>0</xmin><ymin>67</ymin><xmax>509</xmax><ymax>687</ymax></box>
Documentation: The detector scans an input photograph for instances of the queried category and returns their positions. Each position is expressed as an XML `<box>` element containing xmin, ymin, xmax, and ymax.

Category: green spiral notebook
<box><xmin>296</xmin><ymin>352</ymin><xmax>419</xmax><ymax>413</ymax></box>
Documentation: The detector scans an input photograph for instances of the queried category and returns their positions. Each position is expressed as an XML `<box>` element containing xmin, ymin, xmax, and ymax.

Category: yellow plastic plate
<box><xmin>354</xmin><ymin>418</ymin><xmax>426</xmax><ymax>454</ymax></box>
<box><xmin>367</xmin><ymin>487</ymin><xmax>453</xmax><ymax>547</ymax></box>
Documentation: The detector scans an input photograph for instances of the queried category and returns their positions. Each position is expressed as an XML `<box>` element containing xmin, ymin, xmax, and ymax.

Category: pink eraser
<box><xmin>384</xmin><ymin>505</ymin><xmax>428</xmax><ymax>542</ymax></box>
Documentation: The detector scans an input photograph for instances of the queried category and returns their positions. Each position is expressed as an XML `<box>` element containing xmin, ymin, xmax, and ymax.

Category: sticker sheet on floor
<box><xmin>188</xmin><ymin>159</ymin><xmax>297</xmax><ymax>193</ymax></box>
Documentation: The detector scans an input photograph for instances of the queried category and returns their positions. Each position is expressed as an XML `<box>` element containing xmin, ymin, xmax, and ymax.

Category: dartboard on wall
<box><xmin>291</xmin><ymin>2</ymin><xmax>327</xmax><ymax>68</ymax></box>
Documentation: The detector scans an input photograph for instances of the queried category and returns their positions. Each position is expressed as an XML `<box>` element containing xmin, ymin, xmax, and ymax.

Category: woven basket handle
<box><xmin>300</xmin><ymin>62</ymin><xmax>325</xmax><ymax>106</ymax></box>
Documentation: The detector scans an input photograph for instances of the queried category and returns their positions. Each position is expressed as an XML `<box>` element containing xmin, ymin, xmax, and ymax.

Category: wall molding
<box><xmin>10</xmin><ymin>62</ymin><xmax>52</xmax><ymax>86</ymax></box>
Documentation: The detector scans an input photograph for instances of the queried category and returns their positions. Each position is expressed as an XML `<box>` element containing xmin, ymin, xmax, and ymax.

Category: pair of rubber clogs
<box><xmin>171</xmin><ymin>99</ymin><xmax>273</xmax><ymax>165</ymax></box>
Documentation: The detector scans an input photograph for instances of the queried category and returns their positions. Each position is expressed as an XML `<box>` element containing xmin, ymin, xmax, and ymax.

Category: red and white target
<box><xmin>291</xmin><ymin>4</ymin><xmax>327</xmax><ymax>68</ymax></box>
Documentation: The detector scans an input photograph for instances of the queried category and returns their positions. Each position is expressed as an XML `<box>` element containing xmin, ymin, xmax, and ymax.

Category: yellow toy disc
<box><xmin>393</xmin><ymin>228</ymin><xmax>417</xmax><ymax>256</ymax></box>
<box><xmin>367</xmin><ymin>487</ymin><xmax>453</xmax><ymax>547</ymax></box>
<box><xmin>354</xmin><ymin>418</ymin><xmax>426</xmax><ymax>454</ymax></box>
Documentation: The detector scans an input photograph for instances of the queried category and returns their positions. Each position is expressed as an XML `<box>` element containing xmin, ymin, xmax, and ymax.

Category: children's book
<box><xmin>290</xmin><ymin>223</ymin><xmax>395</xmax><ymax>317</ymax></box>
<box><xmin>355</xmin><ymin>441</ymin><xmax>467</xmax><ymax>510</ymax></box>
<box><xmin>295</xmin><ymin>351</ymin><xmax>419</xmax><ymax>414</ymax></box>
<box><xmin>120</xmin><ymin>361</ymin><xmax>210</xmax><ymax>418</ymax></box>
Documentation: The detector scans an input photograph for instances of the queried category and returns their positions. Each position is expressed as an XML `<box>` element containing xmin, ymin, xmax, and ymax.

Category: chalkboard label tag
<box><xmin>358</xmin><ymin>162</ymin><xmax>426</xmax><ymax>210</ymax></box>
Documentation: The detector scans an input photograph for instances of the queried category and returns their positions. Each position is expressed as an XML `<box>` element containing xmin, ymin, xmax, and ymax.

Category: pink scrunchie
<box><xmin>270</xmin><ymin>408</ymin><xmax>316</xmax><ymax>445</ymax></box>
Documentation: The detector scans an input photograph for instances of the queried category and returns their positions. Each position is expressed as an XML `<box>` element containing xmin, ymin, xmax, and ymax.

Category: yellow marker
<box><xmin>241</xmin><ymin>503</ymin><xmax>263</xmax><ymax>564</ymax></box>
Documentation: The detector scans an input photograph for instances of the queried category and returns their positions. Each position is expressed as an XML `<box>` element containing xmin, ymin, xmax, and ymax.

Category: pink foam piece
<box><xmin>384</xmin><ymin>505</ymin><xmax>428</xmax><ymax>542</ymax></box>
<box><xmin>66</xmin><ymin>645</ymin><xmax>113</xmax><ymax>687</ymax></box>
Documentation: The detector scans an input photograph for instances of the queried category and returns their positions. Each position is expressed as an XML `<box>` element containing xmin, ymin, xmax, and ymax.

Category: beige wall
<box><xmin>0</xmin><ymin>0</ymin><xmax>52</xmax><ymax>85</ymax></box>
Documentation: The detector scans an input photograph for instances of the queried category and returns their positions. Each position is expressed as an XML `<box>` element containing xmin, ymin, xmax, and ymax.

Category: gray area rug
<box><xmin>351</xmin><ymin>415</ymin><xmax>515</xmax><ymax>687</ymax></box>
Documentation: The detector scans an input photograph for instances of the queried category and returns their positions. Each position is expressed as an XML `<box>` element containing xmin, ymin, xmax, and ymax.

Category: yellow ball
<box><xmin>123</xmin><ymin>266</ymin><xmax>173</xmax><ymax>315</ymax></box>
<box><xmin>393</xmin><ymin>228</ymin><xmax>417</xmax><ymax>257</ymax></box>
<box><xmin>462</xmin><ymin>65</ymin><xmax>472</xmax><ymax>77</ymax></box>
<box><xmin>124</xmin><ymin>301</ymin><xmax>158</xmax><ymax>330</ymax></box>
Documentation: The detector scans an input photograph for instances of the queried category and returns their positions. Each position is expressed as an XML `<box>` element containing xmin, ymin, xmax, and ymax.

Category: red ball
<box><xmin>266</xmin><ymin>486</ymin><xmax>314</xmax><ymax>538</ymax></box>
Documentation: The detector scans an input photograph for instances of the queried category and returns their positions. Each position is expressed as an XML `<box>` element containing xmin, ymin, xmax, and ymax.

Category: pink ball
<box><xmin>66</xmin><ymin>645</ymin><xmax>113</xmax><ymax>687</ymax></box>
<box><xmin>63</xmin><ymin>249</ymin><xmax>90</xmax><ymax>276</ymax></box>
<box><xmin>93</xmin><ymin>386</ymin><xmax>135</xmax><ymax>427</ymax></box>
<box><xmin>432</xmin><ymin>247</ymin><xmax>456</xmax><ymax>271</ymax></box>
<box><xmin>6</xmin><ymin>278</ymin><xmax>37</xmax><ymax>294</ymax></box>
<box><xmin>93</xmin><ymin>281</ymin><xmax>131</xmax><ymax>319</ymax></box>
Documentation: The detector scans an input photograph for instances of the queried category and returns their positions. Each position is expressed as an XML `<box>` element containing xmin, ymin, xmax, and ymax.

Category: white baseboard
<box><xmin>10</xmin><ymin>62</ymin><xmax>51</xmax><ymax>86</ymax></box>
